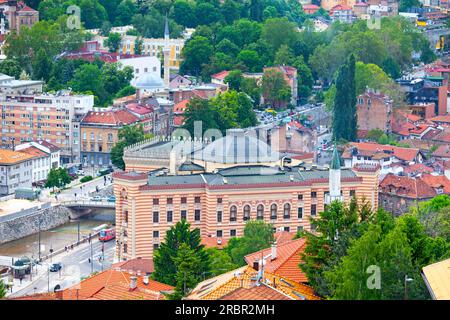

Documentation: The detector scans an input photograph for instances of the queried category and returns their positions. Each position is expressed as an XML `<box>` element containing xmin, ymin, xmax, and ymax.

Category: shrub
<box><xmin>80</xmin><ymin>175</ymin><xmax>93</xmax><ymax>183</ymax></box>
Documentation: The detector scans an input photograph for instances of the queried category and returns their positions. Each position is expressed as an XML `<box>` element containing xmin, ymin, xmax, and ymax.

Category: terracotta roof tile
<box><xmin>0</xmin><ymin>149</ymin><xmax>34</xmax><ymax>165</ymax></box>
<box><xmin>81</xmin><ymin>109</ymin><xmax>140</xmax><ymax>126</ymax></box>
<box><xmin>112</xmin><ymin>258</ymin><xmax>154</xmax><ymax>274</ymax></box>
<box><xmin>17</xmin><ymin>146</ymin><xmax>47</xmax><ymax>159</ymax></box>
<box><xmin>379</xmin><ymin>174</ymin><xmax>440</xmax><ymax>199</ymax></box>
<box><xmin>211</xmin><ymin>70</ymin><xmax>230</xmax><ymax>81</ymax></box>
<box><xmin>244</xmin><ymin>238</ymin><xmax>308</xmax><ymax>283</ymax></box>
<box><xmin>62</xmin><ymin>269</ymin><xmax>173</xmax><ymax>300</ymax></box>
<box><xmin>344</xmin><ymin>142</ymin><xmax>420</xmax><ymax>162</ymax></box>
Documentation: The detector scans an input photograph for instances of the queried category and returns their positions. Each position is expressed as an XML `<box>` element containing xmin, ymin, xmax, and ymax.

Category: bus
<box><xmin>99</xmin><ymin>228</ymin><xmax>116</xmax><ymax>242</ymax></box>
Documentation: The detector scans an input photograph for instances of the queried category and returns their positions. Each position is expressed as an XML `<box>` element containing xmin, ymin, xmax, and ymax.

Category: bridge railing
<box><xmin>61</xmin><ymin>200</ymin><xmax>115</xmax><ymax>207</ymax></box>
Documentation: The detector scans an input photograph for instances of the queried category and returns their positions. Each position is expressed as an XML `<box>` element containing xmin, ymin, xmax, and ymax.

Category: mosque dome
<box><xmin>134</xmin><ymin>73</ymin><xmax>164</xmax><ymax>90</ymax></box>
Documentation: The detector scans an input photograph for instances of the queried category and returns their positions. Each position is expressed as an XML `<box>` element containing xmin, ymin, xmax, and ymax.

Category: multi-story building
<box><xmin>357</xmin><ymin>89</ymin><xmax>393</xmax><ymax>134</ymax></box>
<box><xmin>112</xmin><ymin>150</ymin><xmax>380</xmax><ymax>260</ymax></box>
<box><xmin>342</xmin><ymin>142</ymin><xmax>424</xmax><ymax>174</ymax></box>
<box><xmin>118</xmin><ymin>55</ymin><xmax>161</xmax><ymax>87</ymax></box>
<box><xmin>80</xmin><ymin>109</ymin><xmax>140</xmax><ymax>167</ymax></box>
<box><xmin>0</xmin><ymin>148</ymin><xmax>33</xmax><ymax>195</ymax></box>
<box><xmin>14</xmin><ymin>140</ymin><xmax>60</xmax><ymax>184</ymax></box>
<box><xmin>0</xmin><ymin>74</ymin><xmax>94</xmax><ymax>164</ymax></box>
<box><xmin>0</xmin><ymin>1</ymin><xmax>39</xmax><ymax>34</ymax></box>
<box><xmin>330</xmin><ymin>4</ymin><xmax>356</xmax><ymax>23</ymax></box>
<box><xmin>94</xmin><ymin>34</ymin><xmax>185</xmax><ymax>71</ymax></box>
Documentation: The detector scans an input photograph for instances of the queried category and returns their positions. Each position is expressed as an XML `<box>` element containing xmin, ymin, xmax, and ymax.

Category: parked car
<box><xmin>49</xmin><ymin>263</ymin><xmax>62</xmax><ymax>272</ymax></box>
<box><xmin>107</xmin><ymin>196</ymin><xmax>116</xmax><ymax>203</ymax></box>
<box><xmin>77</xmin><ymin>170</ymin><xmax>85</xmax><ymax>176</ymax></box>
<box><xmin>92</xmin><ymin>196</ymin><xmax>102</xmax><ymax>202</ymax></box>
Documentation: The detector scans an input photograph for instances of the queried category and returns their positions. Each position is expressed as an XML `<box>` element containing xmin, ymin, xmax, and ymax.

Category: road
<box><xmin>40</xmin><ymin>173</ymin><xmax>113</xmax><ymax>203</ymax></box>
<box><xmin>10</xmin><ymin>239</ymin><xmax>115</xmax><ymax>298</ymax></box>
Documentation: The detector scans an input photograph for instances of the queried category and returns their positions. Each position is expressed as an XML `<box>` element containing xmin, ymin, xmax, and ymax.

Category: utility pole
<box><xmin>77</xmin><ymin>220</ymin><xmax>80</xmax><ymax>244</ymax></box>
<box><xmin>90</xmin><ymin>238</ymin><xmax>93</xmax><ymax>274</ymax></box>
<box><xmin>38</xmin><ymin>218</ymin><xmax>41</xmax><ymax>261</ymax></box>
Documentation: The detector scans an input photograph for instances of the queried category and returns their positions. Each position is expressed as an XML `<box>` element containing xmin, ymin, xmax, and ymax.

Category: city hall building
<box><xmin>113</xmin><ymin>149</ymin><xmax>380</xmax><ymax>261</ymax></box>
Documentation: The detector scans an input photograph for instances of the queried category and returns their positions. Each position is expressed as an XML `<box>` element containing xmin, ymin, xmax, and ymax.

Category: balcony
<box><xmin>122</xmin><ymin>221</ymin><xmax>128</xmax><ymax>228</ymax></box>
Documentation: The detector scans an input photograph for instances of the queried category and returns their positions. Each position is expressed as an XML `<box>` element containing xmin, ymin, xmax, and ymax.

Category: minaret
<box><xmin>327</xmin><ymin>145</ymin><xmax>343</xmax><ymax>204</ymax></box>
<box><xmin>163</xmin><ymin>14</ymin><xmax>170</xmax><ymax>88</ymax></box>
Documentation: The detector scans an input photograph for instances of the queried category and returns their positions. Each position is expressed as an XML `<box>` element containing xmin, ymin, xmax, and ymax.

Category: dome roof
<box><xmin>193</xmin><ymin>129</ymin><xmax>280</xmax><ymax>164</ymax></box>
<box><xmin>134</xmin><ymin>73</ymin><xmax>164</xmax><ymax>90</ymax></box>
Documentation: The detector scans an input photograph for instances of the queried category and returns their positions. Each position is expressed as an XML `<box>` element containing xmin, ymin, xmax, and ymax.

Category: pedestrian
<box><xmin>71</xmin><ymin>244</ymin><xmax>73</xmax><ymax>250</ymax></box>
<box><xmin>75</xmin><ymin>193</ymin><xmax>77</xmax><ymax>198</ymax></box>
<box><xmin>65</xmin><ymin>246</ymin><xmax>67</xmax><ymax>252</ymax></box>
<box><xmin>55</xmin><ymin>195</ymin><xmax>57</xmax><ymax>201</ymax></box>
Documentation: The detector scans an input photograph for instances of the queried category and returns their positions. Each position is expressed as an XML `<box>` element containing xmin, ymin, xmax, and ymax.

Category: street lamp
<box><xmin>404</xmin><ymin>275</ymin><xmax>414</xmax><ymax>300</ymax></box>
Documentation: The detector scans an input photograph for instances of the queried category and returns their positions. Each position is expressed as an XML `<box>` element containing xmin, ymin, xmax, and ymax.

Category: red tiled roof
<box><xmin>113</xmin><ymin>258</ymin><xmax>154</xmax><ymax>274</ymax></box>
<box><xmin>433</xmin><ymin>145</ymin><xmax>450</xmax><ymax>158</ymax></box>
<box><xmin>421</xmin><ymin>174</ymin><xmax>450</xmax><ymax>194</ymax></box>
<box><xmin>211</xmin><ymin>70</ymin><xmax>230</xmax><ymax>81</ymax></box>
<box><xmin>34</xmin><ymin>140</ymin><xmax>60</xmax><ymax>152</ymax></box>
<box><xmin>17</xmin><ymin>146</ymin><xmax>47</xmax><ymax>159</ymax></box>
<box><xmin>62</xmin><ymin>269</ymin><xmax>173</xmax><ymax>300</ymax></box>
<box><xmin>19</xmin><ymin>5</ymin><xmax>38</xmax><ymax>12</ymax></box>
<box><xmin>403</xmin><ymin>163</ymin><xmax>434</xmax><ymax>175</ymax></box>
<box><xmin>81</xmin><ymin>109</ymin><xmax>140</xmax><ymax>126</ymax></box>
<box><xmin>343</xmin><ymin>142</ymin><xmax>420</xmax><ymax>162</ymax></box>
<box><xmin>221</xmin><ymin>284</ymin><xmax>291</xmax><ymax>300</ymax></box>
<box><xmin>173</xmin><ymin>115</ymin><xmax>185</xmax><ymax>127</ymax></box>
<box><xmin>201</xmin><ymin>236</ymin><xmax>228</xmax><ymax>249</ymax></box>
<box><xmin>380</xmin><ymin>174</ymin><xmax>438</xmax><ymax>199</ymax></box>
<box><xmin>330</xmin><ymin>4</ymin><xmax>353</xmax><ymax>12</ymax></box>
<box><xmin>173</xmin><ymin>99</ymin><xmax>189</xmax><ymax>113</ymax></box>
<box><xmin>429</xmin><ymin>114</ymin><xmax>450</xmax><ymax>124</ymax></box>
<box><xmin>244</xmin><ymin>238</ymin><xmax>308</xmax><ymax>283</ymax></box>
<box><xmin>125</xmin><ymin>103</ymin><xmax>153</xmax><ymax>115</ymax></box>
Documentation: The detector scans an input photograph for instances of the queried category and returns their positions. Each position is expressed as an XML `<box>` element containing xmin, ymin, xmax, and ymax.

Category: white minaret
<box><xmin>326</xmin><ymin>145</ymin><xmax>343</xmax><ymax>204</ymax></box>
<box><xmin>163</xmin><ymin>14</ymin><xmax>170</xmax><ymax>88</ymax></box>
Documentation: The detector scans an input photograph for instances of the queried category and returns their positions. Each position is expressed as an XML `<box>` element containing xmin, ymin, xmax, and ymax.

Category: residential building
<box><xmin>329</xmin><ymin>5</ymin><xmax>356</xmax><ymax>23</ymax></box>
<box><xmin>311</xmin><ymin>17</ymin><xmax>332</xmax><ymax>31</ymax></box>
<box><xmin>186</xmin><ymin>266</ymin><xmax>320</xmax><ymax>300</ymax></box>
<box><xmin>357</xmin><ymin>89</ymin><xmax>393</xmax><ymax>133</ymax></box>
<box><xmin>396</xmin><ymin>76</ymin><xmax>448</xmax><ymax>116</ymax></box>
<box><xmin>379</xmin><ymin>173</ymin><xmax>450</xmax><ymax>215</ymax></box>
<box><xmin>0</xmin><ymin>148</ymin><xmax>33</xmax><ymax>195</ymax></box>
<box><xmin>269</xmin><ymin>121</ymin><xmax>317</xmax><ymax>156</ymax></box>
<box><xmin>0</xmin><ymin>74</ymin><xmax>94</xmax><ymax>164</ymax></box>
<box><xmin>169</xmin><ymin>74</ymin><xmax>192</xmax><ymax>89</ymax></box>
<box><xmin>303</xmin><ymin>4</ymin><xmax>321</xmax><ymax>14</ymax></box>
<box><xmin>211</xmin><ymin>70</ymin><xmax>230</xmax><ymax>87</ymax></box>
<box><xmin>172</xmin><ymin>99</ymin><xmax>189</xmax><ymax>128</ymax></box>
<box><xmin>353</xmin><ymin>2</ymin><xmax>369</xmax><ymax>18</ymax></box>
<box><xmin>0</xmin><ymin>1</ymin><xmax>39</xmax><ymax>34</ymax></box>
<box><xmin>432</xmin><ymin>144</ymin><xmax>450</xmax><ymax>161</ymax></box>
<box><xmin>342</xmin><ymin>142</ymin><xmax>424</xmax><ymax>174</ymax></box>
<box><xmin>15</xmin><ymin>145</ymin><xmax>51</xmax><ymax>184</ymax></box>
<box><xmin>422</xmin><ymin>258</ymin><xmax>450</xmax><ymax>300</ymax></box>
<box><xmin>80</xmin><ymin>109</ymin><xmax>140</xmax><ymax>167</ymax></box>
<box><xmin>112</xmin><ymin>158</ymin><xmax>379</xmax><ymax>259</ymax></box>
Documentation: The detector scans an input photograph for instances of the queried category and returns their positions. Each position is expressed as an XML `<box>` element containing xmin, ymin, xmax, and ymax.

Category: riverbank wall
<box><xmin>0</xmin><ymin>204</ymin><xmax>71</xmax><ymax>245</ymax></box>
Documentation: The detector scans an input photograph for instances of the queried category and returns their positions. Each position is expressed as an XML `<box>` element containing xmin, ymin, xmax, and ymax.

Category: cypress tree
<box><xmin>332</xmin><ymin>54</ymin><xmax>357</xmax><ymax>142</ymax></box>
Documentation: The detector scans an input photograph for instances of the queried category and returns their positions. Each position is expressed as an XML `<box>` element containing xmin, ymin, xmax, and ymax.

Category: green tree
<box><xmin>104</xmin><ymin>32</ymin><xmax>122</xmax><ymax>53</ymax></box>
<box><xmin>32</xmin><ymin>48</ymin><xmax>53</xmax><ymax>82</ymax></box>
<box><xmin>152</xmin><ymin>220</ymin><xmax>210</xmax><ymax>287</ymax></box>
<box><xmin>68</xmin><ymin>64</ymin><xmax>107</xmax><ymax>104</ymax></box>
<box><xmin>205</xmin><ymin>247</ymin><xmax>238</xmax><ymax>277</ymax></box>
<box><xmin>45</xmin><ymin>167</ymin><xmax>71</xmax><ymax>190</ymax></box>
<box><xmin>226</xmin><ymin>220</ymin><xmax>274</xmax><ymax>266</ymax></box>
<box><xmin>332</xmin><ymin>54</ymin><xmax>357</xmax><ymax>142</ymax></box>
<box><xmin>0</xmin><ymin>278</ymin><xmax>6</xmax><ymax>298</ymax></box>
<box><xmin>261</xmin><ymin>68</ymin><xmax>291</xmax><ymax>108</ymax></box>
<box><xmin>168</xmin><ymin>243</ymin><xmax>203</xmax><ymax>299</ymax></box>
<box><xmin>224</xmin><ymin>69</ymin><xmax>243</xmax><ymax>91</ymax></box>
<box><xmin>274</xmin><ymin>44</ymin><xmax>294</xmax><ymax>66</ymax></box>
<box><xmin>237</xmin><ymin>50</ymin><xmax>261</xmax><ymax>72</ymax></box>
<box><xmin>183</xmin><ymin>97</ymin><xmax>221</xmax><ymax>136</ymax></box>
<box><xmin>399</xmin><ymin>0</ymin><xmax>421</xmax><ymax>11</ymax></box>
<box><xmin>0</xmin><ymin>59</ymin><xmax>23</xmax><ymax>78</ymax></box>
<box><xmin>110</xmin><ymin>124</ymin><xmax>145</xmax><ymax>170</ymax></box>
<box><xmin>261</xmin><ymin>17</ymin><xmax>297</xmax><ymax>52</ymax></box>
<box><xmin>172</xmin><ymin>0</ymin><xmax>197</xmax><ymax>28</ymax></box>
<box><xmin>181</xmin><ymin>36</ymin><xmax>213</xmax><ymax>77</ymax></box>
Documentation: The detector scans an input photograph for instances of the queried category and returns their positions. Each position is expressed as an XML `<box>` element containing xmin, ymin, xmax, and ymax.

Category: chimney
<box><xmin>143</xmin><ymin>275</ymin><xmax>149</xmax><ymax>285</ymax></box>
<box><xmin>55</xmin><ymin>289</ymin><xmax>63</xmax><ymax>300</ymax></box>
<box><xmin>271</xmin><ymin>242</ymin><xmax>277</xmax><ymax>260</ymax></box>
<box><xmin>253</xmin><ymin>260</ymin><xmax>259</xmax><ymax>271</ymax></box>
<box><xmin>129</xmin><ymin>276</ymin><xmax>138</xmax><ymax>290</ymax></box>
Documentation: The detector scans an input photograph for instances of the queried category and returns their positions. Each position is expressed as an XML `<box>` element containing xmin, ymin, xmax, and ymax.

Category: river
<box><xmin>0</xmin><ymin>210</ymin><xmax>115</xmax><ymax>258</ymax></box>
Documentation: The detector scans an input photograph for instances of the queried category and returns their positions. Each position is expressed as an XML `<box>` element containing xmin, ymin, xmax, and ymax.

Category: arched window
<box><xmin>257</xmin><ymin>204</ymin><xmax>264</xmax><ymax>220</ymax></box>
<box><xmin>230</xmin><ymin>206</ymin><xmax>237</xmax><ymax>222</ymax></box>
<box><xmin>270</xmin><ymin>204</ymin><xmax>277</xmax><ymax>220</ymax></box>
<box><xmin>243</xmin><ymin>205</ymin><xmax>251</xmax><ymax>221</ymax></box>
<box><xmin>283</xmin><ymin>203</ymin><xmax>291</xmax><ymax>219</ymax></box>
